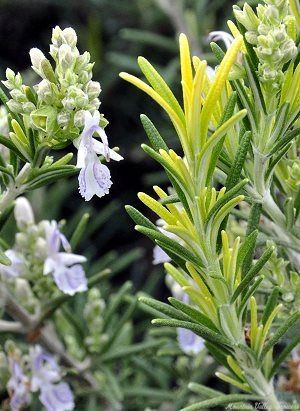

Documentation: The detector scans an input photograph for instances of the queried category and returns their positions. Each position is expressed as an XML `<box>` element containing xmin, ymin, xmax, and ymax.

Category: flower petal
<box><xmin>52</xmin><ymin>264</ymin><xmax>88</xmax><ymax>295</ymax></box>
<box><xmin>39</xmin><ymin>383</ymin><xmax>74</xmax><ymax>411</ymax></box>
<box><xmin>177</xmin><ymin>327</ymin><xmax>205</xmax><ymax>355</ymax></box>
<box><xmin>58</xmin><ymin>252</ymin><xmax>87</xmax><ymax>266</ymax></box>
<box><xmin>207</xmin><ymin>31</ymin><xmax>234</xmax><ymax>50</ymax></box>
<box><xmin>7</xmin><ymin>359</ymin><xmax>30</xmax><ymax>411</ymax></box>
<box><xmin>78</xmin><ymin>160</ymin><xmax>112</xmax><ymax>201</ymax></box>
<box><xmin>153</xmin><ymin>245</ymin><xmax>171</xmax><ymax>265</ymax></box>
<box><xmin>92</xmin><ymin>138</ymin><xmax>123</xmax><ymax>161</ymax></box>
<box><xmin>0</xmin><ymin>250</ymin><xmax>26</xmax><ymax>279</ymax></box>
<box><xmin>30</xmin><ymin>345</ymin><xmax>61</xmax><ymax>391</ymax></box>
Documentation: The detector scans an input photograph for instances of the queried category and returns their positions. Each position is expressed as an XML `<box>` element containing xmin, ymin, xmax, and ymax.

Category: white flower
<box><xmin>74</xmin><ymin>111</ymin><xmax>123</xmax><ymax>201</ymax></box>
<box><xmin>43</xmin><ymin>220</ymin><xmax>87</xmax><ymax>295</ymax></box>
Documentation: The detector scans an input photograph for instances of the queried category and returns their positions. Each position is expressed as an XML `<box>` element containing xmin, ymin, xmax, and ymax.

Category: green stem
<box><xmin>244</xmin><ymin>369</ymin><xmax>282</xmax><ymax>411</ymax></box>
<box><xmin>0</xmin><ymin>163</ymin><xmax>31</xmax><ymax>214</ymax></box>
<box><xmin>235</xmin><ymin>349</ymin><xmax>283</xmax><ymax>411</ymax></box>
<box><xmin>253</xmin><ymin>149</ymin><xmax>268</xmax><ymax>197</ymax></box>
<box><xmin>263</xmin><ymin>190</ymin><xmax>286</xmax><ymax>228</ymax></box>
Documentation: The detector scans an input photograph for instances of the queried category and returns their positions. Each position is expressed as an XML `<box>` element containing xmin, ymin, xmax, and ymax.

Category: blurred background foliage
<box><xmin>0</xmin><ymin>1</ymin><xmax>242</xmax><ymax>408</ymax></box>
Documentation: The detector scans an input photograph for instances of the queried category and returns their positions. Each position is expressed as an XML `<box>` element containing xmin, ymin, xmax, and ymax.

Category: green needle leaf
<box><xmin>140</xmin><ymin>114</ymin><xmax>169</xmax><ymax>151</ymax></box>
<box><xmin>231</xmin><ymin>246</ymin><xmax>275</xmax><ymax>303</ymax></box>
<box><xmin>139</xmin><ymin>296</ymin><xmax>194</xmax><ymax>322</ymax></box>
<box><xmin>260</xmin><ymin>311</ymin><xmax>300</xmax><ymax>360</ymax></box>
<box><xmin>152</xmin><ymin>318</ymin><xmax>232</xmax><ymax>347</ymax></box>
<box><xmin>136</xmin><ymin>225</ymin><xmax>203</xmax><ymax>268</ymax></box>
<box><xmin>205</xmin><ymin>178</ymin><xmax>248</xmax><ymax>225</ymax></box>
<box><xmin>180</xmin><ymin>394</ymin><xmax>259</xmax><ymax>410</ymax></box>
<box><xmin>168</xmin><ymin>297</ymin><xmax>218</xmax><ymax>331</ymax></box>
<box><xmin>125</xmin><ymin>205</ymin><xmax>158</xmax><ymax>230</ymax></box>
<box><xmin>226</xmin><ymin>131</ymin><xmax>251</xmax><ymax>190</ymax></box>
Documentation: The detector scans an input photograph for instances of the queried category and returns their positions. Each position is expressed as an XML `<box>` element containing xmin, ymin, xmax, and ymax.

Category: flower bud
<box><xmin>6</xmin><ymin>99</ymin><xmax>23</xmax><ymax>113</ymax></box>
<box><xmin>15</xmin><ymin>278</ymin><xmax>35</xmax><ymax>308</ymax></box>
<box><xmin>51</xmin><ymin>26</ymin><xmax>63</xmax><ymax>46</ymax></box>
<box><xmin>15</xmin><ymin>232</ymin><xmax>28</xmax><ymax>248</ymax></box>
<box><xmin>258</xmin><ymin>23</ymin><xmax>269</xmax><ymax>36</ymax></box>
<box><xmin>74</xmin><ymin>110</ymin><xmax>85</xmax><ymax>127</ymax></box>
<box><xmin>61</xmin><ymin>27</ymin><xmax>77</xmax><ymax>47</ymax></box>
<box><xmin>233</xmin><ymin>4</ymin><xmax>259</xmax><ymax>31</ymax></box>
<box><xmin>14</xmin><ymin>197</ymin><xmax>34</xmax><ymax>229</ymax></box>
<box><xmin>58</xmin><ymin>44</ymin><xmax>76</xmax><ymax>70</ymax></box>
<box><xmin>75</xmin><ymin>51</ymin><xmax>91</xmax><ymax>72</ymax></box>
<box><xmin>29</xmin><ymin>48</ymin><xmax>47</xmax><ymax>74</ymax></box>
<box><xmin>5</xmin><ymin>68</ymin><xmax>17</xmax><ymax>86</ymax></box>
<box><xmin>75</xmin><ymin>91</ymin><xmax>88</xmax><ymax>108</ymax></box>
<box><xmin>280</xmin><ymin>40</ymin><xmax>297</xmax><ymax>63</ymax></box>
<box><xmin>34</xmin><ymin>237</ymin><xmax>47</xmax><ymax>258</ymax></box>
<box><xmin>35</xmin><ymin>79</ymin><xmax>54</xmax><ymax>103</ymax></box>
<box><xmin>0</xmin><ymin>106</ymin><xmax>9</xmax><ymax>137</ymax></box>
<box><xmin>245</xmin><ymin>31</ymin><xmax>258</xmax><ymax>45</ymax></box>
<box><xmin>264</xmin><ymin>5</ymin><xmax>280</xmax><ymax>23</ymax></box>
<box><xmin>86</xmin><ymin>81</ymin><xmax>101</xmax><ymax>99</ymax></box>
<box><xmin>49</xmin><ymin>44</ymin><xmax>59</xmax><ymax>60</ymax></box>
<box><xmin>273</xmin><ymin>26</ymin><xmax>286</xmax><ymax>42</ymax></box>
<box><xmin>78</xmin><ymin>71</ymin><xmax>91</xmax><ymax>85</ymax></box>
<box><xmin>57</xmin><ymin>111</ymin><xmax>70</xmax><ymax>127</ymax></box>
<box><xmin>22</xmin><ymin>102</ymin><xmax>36</xmax><ymax>114</ymax></box>
<box><xmin>89</xmin><ymin>98</ymin><xmax>100</xmax><ymax>110</ymax></box>
<box><xmin>10</xmin><ymin>89</ymin><xmax>27</xmax><ymax>103</ymax></box>
<box><xmin>62</xmin><ymin>97</ymin><xmax>76</xmax><ymax>110</ymax></box>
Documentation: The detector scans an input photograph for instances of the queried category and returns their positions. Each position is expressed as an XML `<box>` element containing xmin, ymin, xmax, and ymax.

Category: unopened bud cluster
<box><xmin>83</xmin><ymin>288</ymin><xmax>108</xmax><ymax>352</ymax></box>
<box><xmin>234</xmin><ymin>0</ymin><xmax>297</xmax><ymax>90</ymax></box>
<box><xmin>286</xmin><ymin>160</ymin><xmax>300</xmax><ymax>191</ymax></box>
<box><xmin>0</xmin><ymin>197</ymin><xmax>80</xmax><ymax>301</ymax></box>
<box><xmin>261</xmin><ymin>242</ymin><xmax>300</xmax><ymax>316</ymax></box>
<box><xmin>0</xmin><ymin>201</ymin><xmax>52</xmax><ymax>303</ymax></box>
<box><xmin>2</xmin><ymin>26</ymin><xmax>104</xmax><ymax>145</ymax></box>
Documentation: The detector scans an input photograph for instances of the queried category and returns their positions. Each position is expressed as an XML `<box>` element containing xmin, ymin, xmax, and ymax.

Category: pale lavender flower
<box><xmin>39</xmin><ymin>382</ymin><xmax>74</xmax><ymax>411</ymax></box>
<box><xmin>30</xmin><ymin>345</ymin><xmax>74</xmax><ymax>411</ymax></box>
<box><xmin>207</xmin><ymin>30</ymin><xmax>234</xmax><ymax>50</ymax></box>
<box><xmin>43</xmin><ymin>220</ymin><xmax>87</xmax><ymax>295</ymax></box>
<box><xmin>0</xmin><ymin>249</ymin><xmax>26</xmax><ymax>279</ymax></box>
<box><xmin>30</xmin><ymin>345</ymin><xmax>61</xmax><ymax>389</ymax></box>
<box><xmin>206</xmin><ymin>65</ymin><xmax>216</xmax><ymax>81</ymax></box>
<box><xmin>7</xmin><ymin>358</ymin><xmax>30</xmax><ymax>411</ymax></box>
<box><xmin>74</xmin><ymin>110</ymin><xmax>123</xmax><ymax>201</ymax></box>
<box><xmin>177</xmin><ymin>293</ymin><xmax>204</xmax><ymax>355</ymax></box>
<box><xmin>152</xmin><ymin>219</ymin><xmax>178</xmax><ymax>265</ymax></box>
<box><xmin>177</xmin><ymin>327</ymin><xmax>205</xmax><ymax>355</ymax></box>
<box><xmin>78</xmin><ymin>157</ymin><xmax>112</xmax><ymax>201</ymax></box>
<box><xmin>153</xmin><ymin>244</ymin><xmax>171</xmax><ymax>265</ymax></box>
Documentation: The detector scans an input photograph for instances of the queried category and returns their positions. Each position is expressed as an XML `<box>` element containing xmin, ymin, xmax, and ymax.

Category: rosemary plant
<box><xmin>121</xmin><ymin>0</ymin><xmax>300</xmax><ymax>409</ymax></box>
